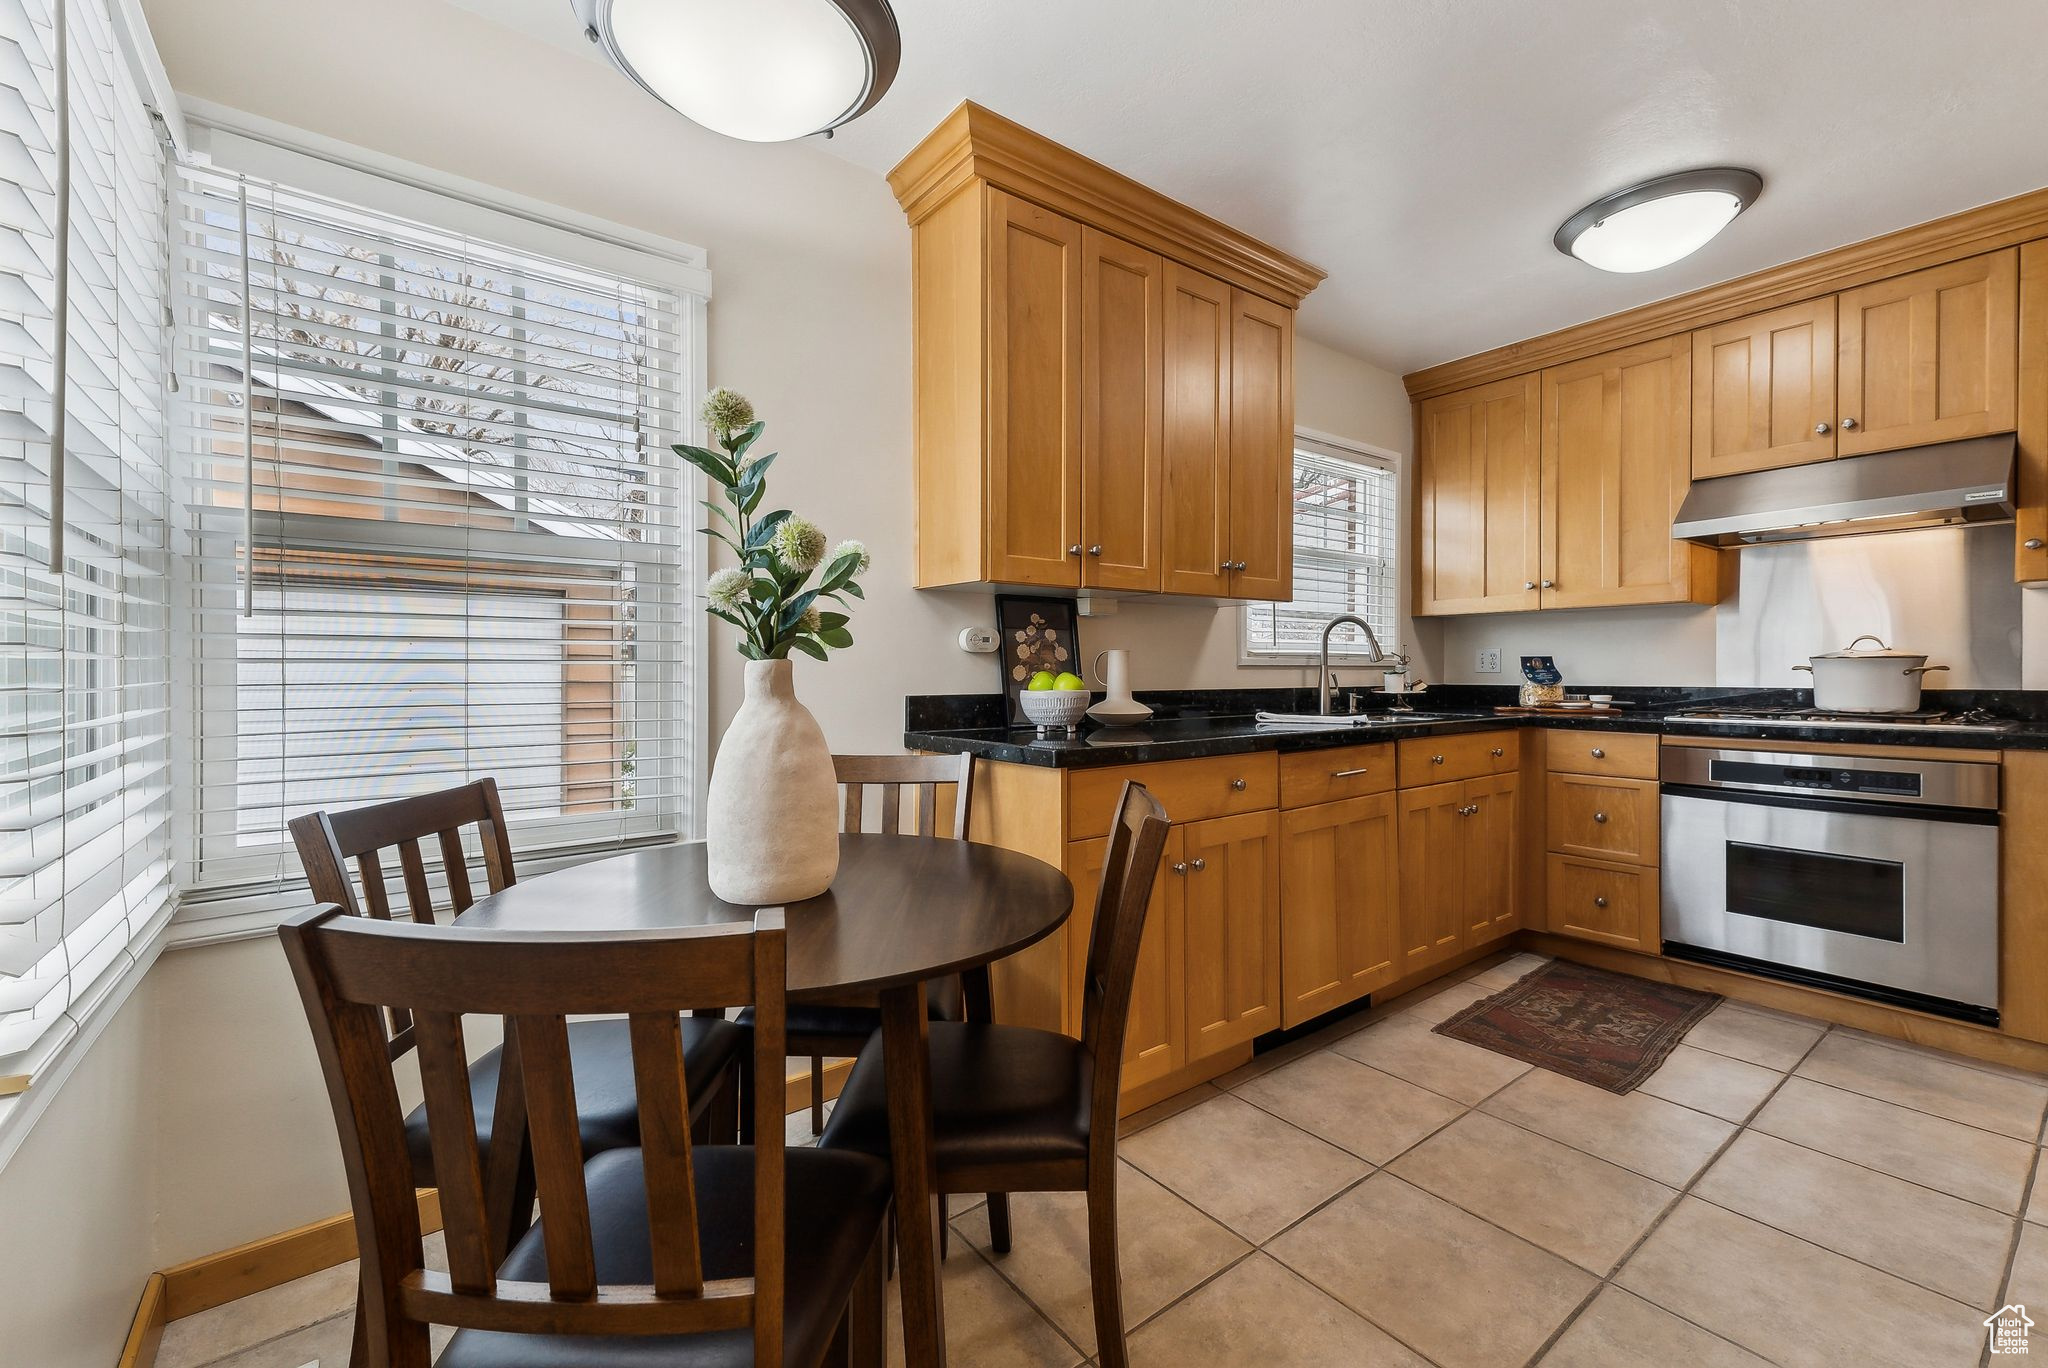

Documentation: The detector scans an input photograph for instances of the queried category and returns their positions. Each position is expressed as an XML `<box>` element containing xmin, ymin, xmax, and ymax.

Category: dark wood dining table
<box><xmin>454</xmin><ymin>832</ymin><xmax>1075</xmax><ymax>1368</ymax></box>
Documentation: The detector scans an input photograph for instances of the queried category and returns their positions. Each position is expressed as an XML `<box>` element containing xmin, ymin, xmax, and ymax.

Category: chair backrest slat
<box><xmin>1077</xmin><ymin>782</ymin><xmax>1171</xmax><ymax>1134</ymax></box>
<box><xmin>832</xmin><ymin>752</ymin><xmax>974</xmax><ymax>837</ymax></box>
<box><xmin>356</xmin><ymin>850</ymin><xmax>392</xmax><ymax>921</ymax></box>
<box><xmin>439</xmin><ymin>828</ymin><xmax>475</xmax><ymax>913</ymax></box>
<box><xmin>513</xmin><ymin>1012</ymin><xmax>598</xmax><ymax>1300</ymax></box>
<box><xmin>277</xmin><ymin>906</ymin><xmax>790</xmax><ymax>1365</ymax></box>
<box><xmin>627</xmin><ymin>1010</ymin><xmax>704</xmax><ymax>1296</ymax></box>
<box><xmin>396</xmin><ymin>838</ymin><xmax>436</xmax><ymax>926</ymax></box>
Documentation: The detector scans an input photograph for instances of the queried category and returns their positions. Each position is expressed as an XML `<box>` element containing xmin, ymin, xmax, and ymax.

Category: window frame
<box><xmin>1239</xmin><ymin>428</ymin><xmax>1403</xmax><ymax>667</ymax></box>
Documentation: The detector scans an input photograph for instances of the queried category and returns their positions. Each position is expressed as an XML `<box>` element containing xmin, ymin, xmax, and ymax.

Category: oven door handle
<box><xmin>1660</xmin><ymin>782</ymin><xmax>2000</xmax><ymax>826</ymax></box>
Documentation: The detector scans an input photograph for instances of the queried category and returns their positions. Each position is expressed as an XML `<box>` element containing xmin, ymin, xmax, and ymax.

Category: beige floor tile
<box><xmin>1796</xmin><ymin>1032</ymin><xmax>2048</xmax><ymax>1139</ymax></box>
<box><xmin>952</xmin><ymin>1161</ymin><xmax>1249</xmax><ymax>1356</ymax></box>
<box><xmin>1616</xmin><ymin>1197</ymin><xmax>1984</xmax><ymax>1368</ymax></box>
<box><xmin>1330</xmin><ymin>1013</ymin><xmax>1530</xmax><ymax>1104</ymax></box>
<box><xmin>2029</xmin><ymin>1162</ymin><xmax>2048</xmax><ymax>1224</ymax></box>
<box><xmin>1536</xmin><ymin>1286</ymin><xmax>1770</xmax><ymax>1368</ymax></box>
<box><xmin>1467</xmin><ymin>952</ymin><xmax>1548</xmax><ymax>988</ymax></box>
<box><xmin>2002</xmin><ymin>1221</ymin><xmax>2048</xmax><ymax>1313</ymax></box>
<box><xmin>1127</xmin><ymin>1253</ymin><xmax>1428</xmax><ymax>1368</ymax></box>
<box><xmin>885</xmin><ymin>1246</ymin><xmax>1083</xmax><ymax>1368</ymax></box>
<box><xmin>192</xmin><ymin>1312</ymin><xmax>355</xmax><ymax>1368</ymax></box>
<box><xmin>1693</xmin><ymin>1130</ymin><xmax>2016</xmax><ymax>1308</ymax></box>
<box><xmin>1635</xmin><ymin>1043</ymin><xmax>1783</xmax><ymax>1123</ymax></box>
<box><xmin>1212</xmin><ymin>1033</ymin><xmax>1324</xmax><ymax>1090</ymax></box>
<box><xmin>1388</xmin><ymin>1111</ymin><xmax>1677</xmax><ymax>1273</ymax></box>
<box><xmin>1232</xmin><ymin>1049</ymin><xmax>1464</xmax><ymax>1164</ymax></box>
<box><xmin>1118</xmin><ymin>1082</ymin><xmax>1221</xmax><ymax>1139</ymax></box>
<box><xmin>158</xmin><ymin>1262</ymin><xmax>358</xmax><ymax>1368</ymax></box>
<box><xmin>1479</xmin><ymin>1067</ymin><xmax>1735</xmax><ymax>1186</ymax></box>
<box><xmin>1120</xmin><ymin>1092</ymin><xmax>1368</xmax><ymax>1242</ymax></box>
<box><xmin>1269</xmin><ymin>1173</ymin><xmax>1595</xmax><ymax>1368</ymax></box>
<box><xmin>1754</xmin><ymin>1076</ymin><xmax>2036</xmax><ymax>1213</ymax></box>
<box><xmin>1391</xmin><ymin>976</ymin><xmax>1502</xmax><ymax>1025</ymax></box>
<box><xmin>1681</xmin><ymin>1001</ymin><xmax>1825</xmax><ymax>1071</ymax></box>
<box><xmin>1836</xmin><ymin>1025</ymin><xmax>2048</xmax><ymax>1084</ymax></box>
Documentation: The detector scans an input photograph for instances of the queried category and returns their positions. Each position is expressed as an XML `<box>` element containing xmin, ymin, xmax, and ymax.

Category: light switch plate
<box><xmin>1476</xmin><ymin>647</ymin><xmax>1502</xmax><ymax>674</ymax></box>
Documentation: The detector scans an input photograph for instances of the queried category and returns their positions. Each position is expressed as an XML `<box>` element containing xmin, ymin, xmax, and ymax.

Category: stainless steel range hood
<box><xmin>1672</xmin><ymin>434</ymin><xmax>2016</xmax><ymax>547</ymax></box>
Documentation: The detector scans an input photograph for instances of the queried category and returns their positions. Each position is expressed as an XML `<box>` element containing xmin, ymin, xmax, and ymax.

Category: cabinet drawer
<box><xmin>1397</xmin><ymin>730</ymin><xmax>1519</xmax><ymax>787</ymax></box>
<box><xmin>1547</xmin><ymin>773</ymin><xmax>1659</xmax><ymax>865</ymax></box>
<box><xmin>1546</xmin><ymin>854</ymin><xmax>1660</xmax><ymax>951</ymax></box>
<box><xmin>1067</xmin><ymin>752</ymin><xmax>1278</xmax><ymax>839</ymax></box>
<box><xmin>1542</xmin><ymin>730</ymin><xmax>1659</xmax><ymax>780</ymax></box>
<box><xmin>1280</xmin><ymin>743</ymin><xmax>1395</xmax><ymax>807</ymax></box>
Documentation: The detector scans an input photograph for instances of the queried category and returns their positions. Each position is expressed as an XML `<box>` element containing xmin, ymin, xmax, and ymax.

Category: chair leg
<box><xmin>1086</xmin><ymin>1183</ymin><xmax>1127</xmax><ymax>1368</ymax></box>
<box><xmin>851</xmin><ymin>1212</ymin><xmax>889</xmax><ymax>1368</ymax></box>
<box><xmin>938</xmin><ymin>1194</ymin><xmax>950</xmax><ymax>1259</ymax></box>
<box><xmin>986</xmin><ymin>1192</ymin><xmax>1012</xmax><ymax>1255</ymax></box>
<box><xmin>348</xmin><ymin>1279</ymin><xmax>369</xmax><ymax>1368</ymax></box>
<box><xmin>811</xmin><ymin>1055</ymin><xmax>827</xmax><ymax>1137</ymax></box>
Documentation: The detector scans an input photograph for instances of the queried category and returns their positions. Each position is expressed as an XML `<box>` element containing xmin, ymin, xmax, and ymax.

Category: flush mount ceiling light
<box><xmin>571</xmin><ymin>0</ymin><xmax>900</xmax><ymax>143</ymax></box>
<box><xmin>1554</xmin><ymin>168</ymin><xmax>1763</xmax><ymax>273</ymax></box>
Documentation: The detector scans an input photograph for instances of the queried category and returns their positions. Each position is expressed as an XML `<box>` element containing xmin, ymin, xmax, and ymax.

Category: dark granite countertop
<box><xmin>905</xmin><ymin>686</ymin><xmax>2048</xmax><ymax>769</ymax></box>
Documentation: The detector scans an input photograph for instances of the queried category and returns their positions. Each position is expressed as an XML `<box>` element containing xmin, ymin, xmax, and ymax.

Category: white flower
<box><xmin>705</xmin><ymin>567</ymin><xmax>750</xmax><ymax>612</ymax></box>
<box><xmin>797</xmin><ymin>605</ymin><xmax>823</xmax><ymax>634</ymax></box>
<box><xmin>699</xmin><ymin>387</ymin><xmax>755</xmax><ymax>438</ymax></box>
<box><xmin>831</xmin><ymin>538</ymin><xmax>872</xmax><ymax>574</ymax></box>
<box><xmin>770</xmin><ymin>516</ymin><xmax>827</xmax><ymax>571</ymax></box>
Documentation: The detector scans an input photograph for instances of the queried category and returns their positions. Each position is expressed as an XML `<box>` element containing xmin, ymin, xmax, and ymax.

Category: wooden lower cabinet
<box><xmin>1178</xmin><ymin>810</ymin><xmax>1283</xmax><ymax>1058</ymax></box>
<box><xmin>1279</xmin><ymin>793</ymin><xmax>1400</xmax><ymax>1027</ymax></box>
<box><xmin>1463</xmin><ymin>772</ymin><xmax>1521</xmax><ymax>942</ymax></box>
<box><xmin>1064</xmin><ymin>835</ymin><xmax>1182</xmax><ymax>1091</ymax></box>
<box><xmin>1396</xmin><ymin>773</ymin><xmax>1520</xmax><ymax>974</ymax></box>
<box><xmin>1546</xmin><ymin>854</ymin><xmax>1660</xmax><ymax>952</ymax></box>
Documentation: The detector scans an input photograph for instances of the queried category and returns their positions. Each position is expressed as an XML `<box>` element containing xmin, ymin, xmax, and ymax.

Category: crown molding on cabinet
<box><xmin>1404</xmin><ymin>184</ymin><xmax>2048</xmax><ymax>401</ymax></box>
<box><xmin>888</xmin><ymin>100</ymin><xmax>1327</xmax><ymax>309</ymax></box>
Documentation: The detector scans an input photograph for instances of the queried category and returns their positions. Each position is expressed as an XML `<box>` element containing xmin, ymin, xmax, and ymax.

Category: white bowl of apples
<box><xmin>1018</xmin><ymin>672</ymin><xmax>1091</xmax><ymax>730</ymax></box>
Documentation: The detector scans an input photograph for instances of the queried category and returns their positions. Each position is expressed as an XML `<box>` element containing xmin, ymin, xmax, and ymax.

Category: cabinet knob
<box><xmin>1230</xmin><ymin>778</ymin><xmax>1247</xmax><ymax>792</ymax></box>
<box><xmin>1541</xmin><ymin>579</ymin><xmax>1555</xmax><ymax>589</ymax></box>
<box><xmin>1171</xmin><ymin>862</ymin><xmax>1188</xmax><ymax>875</ymax></box>
<box><xmin>1814</xmin><ymin>421</ymin><xmax>1831</xmax><ymax>435</ymax></box>
<box><xmin>1524</xmin><ymin>580</ymin><xmax>1536</xmax><ymax>590</ymax></box>
<box><xmin>1490</xmin><ymin>747</ymin><xmax>1504</xmax><ymax>758</ymax></box>
<box><xmin>2028</xmin><ymin>539</ymin><xmax>2046</xmax><ymax>551</ymax></box>
<box><xmin>1590</xmin><ymin>747</ymin><xmax>1606</xmax><ymax>759</ymax></box>
<box><xmin>1088</xmin><ymin>544</ymin><xmax>1103</xmax><ymax>556</ymax></box>
<box><xmin>1431</xmin><ymin>754</ymin><xmax>1445</xmax><ymax>764</ymax></box>
<box><xmin>1219</xmin><ymin>560</ymin><xmax>1233</xmax><ymax>571</ymax></box>
<box><xmin>1189</xmin><ymin>857</ymin><xmax>1207</xmax><ymax>872</ymax></box>
<box><xmin>1068</xmin><ymin>545</ymin><xmax>1082</xmax><ymax>556</ymax></box>
<box><xmin>1841</xmin><ymin>417</ymin><xmax>1858</xmax><ymax>430</ymax></box>
<box><xmin>1461</xmin><ymin>803</ymin><xmax>1480</xmax><ymax>816</ymax></box>
<box><xmin>1235</xmin><ymin>560</ymin><xmax>1249</xmax><ymax>571</ymax></box>
<box><xmin>1594</xmin><ymin>896</ymin><xmax>1609</xmax><ymax>909</ymax></box>
<box><xmin>1593</xmin><ymin>811</ymin><xmax>1609</xmax><ymax>824</ymax></box>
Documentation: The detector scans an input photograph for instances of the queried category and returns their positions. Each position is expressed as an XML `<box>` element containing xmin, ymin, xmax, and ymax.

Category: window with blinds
<box><xmin>1243</xmin><ymin>437</ymin><xmax>1399</xmax><ymax>661</ymax></box>
<box><xmin>0</xmin><ymin>0</ymin><xmax>173</xmax><ymax>1066</ymax></box>
<box><xmin>171</xmin><ymin>163</ymin><xmax>694</xmax><ymax>896</ymax></box>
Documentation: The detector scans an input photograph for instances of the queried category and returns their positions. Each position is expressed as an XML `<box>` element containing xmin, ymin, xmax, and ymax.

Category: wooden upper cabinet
<box><xmin>1541</xmin><ymin>336</ymin><xmax>1721</xmax><ymax>610</ymax></box>
<box><xmin>1837</xmin><ymin>250</ymin><xmax>2019</xmax><ymax>457</ymax></box>
<box><xmin>1079</xmin><ymin>228</ymin><xmax>1165</xmax><ymax>591</ymax></box>
<box><xmin>1414</xmin><ymin>374</ymin><xmax>1542</xmax><ymax>615</ymax></box>
<box><xmin>1227</xmin><ymin>290</ymin><xmax>1295</xmax><ymax>600</ymax></box>
<box><xmin>1692</xmin><ymin>297</ymin><xmax>1838</xmax><ymax>478</ymax></box>
<box><xmin>2020</xmin><ymin>242</ymin><xmax>2048</xmax><ymax>584</ymax></box>
<box><xmin>1161</xmin><ymin>264</ymin><xmax>1234</xmax><ymax>596</ymax></box>
<box><xmin>985</xmin><ymin>190</ymin><xmax>1084</xmax><ymax>586</ymax></box>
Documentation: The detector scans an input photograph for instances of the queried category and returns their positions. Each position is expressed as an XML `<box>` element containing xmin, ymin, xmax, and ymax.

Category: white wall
<box><xmin>0</xmin><ymin>3</ymin><xmax>1418</xmax><ymax>1356</ymax></box>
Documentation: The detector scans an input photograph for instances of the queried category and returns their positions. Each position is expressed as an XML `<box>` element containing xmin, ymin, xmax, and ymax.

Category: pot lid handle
<box><xmin>1845</xmin><ymin>634</ymin><xmax>1891</xmax><ymax>651</ymax></box>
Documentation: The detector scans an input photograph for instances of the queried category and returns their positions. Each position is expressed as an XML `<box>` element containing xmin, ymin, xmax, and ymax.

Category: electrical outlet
<box><xmin>1476</xmin><ymin>647</ymin><xmax>1502</xmax><ymax>675</ymax></box>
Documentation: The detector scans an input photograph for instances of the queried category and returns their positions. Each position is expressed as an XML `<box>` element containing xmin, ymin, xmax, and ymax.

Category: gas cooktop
<box><xmin>1666</xmin><ymin>704</ymin><xmax>2019</xmax><ymax>733</ymax></box>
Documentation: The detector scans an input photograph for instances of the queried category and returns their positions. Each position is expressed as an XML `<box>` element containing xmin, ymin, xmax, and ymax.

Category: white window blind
<box><xmin>1243</xmin><ymin>437</ymin><xmax>1398</xmax><ymax>661</ymax></box>
<box><xmin>171</xmin><ymin>162</ymin><xmax>695</xmax><ymax>896</ymax></box>
<box><xmin>0</xmin><ymin>0</ymin><xmax>172</xmax><ymax>1067</ymax></box>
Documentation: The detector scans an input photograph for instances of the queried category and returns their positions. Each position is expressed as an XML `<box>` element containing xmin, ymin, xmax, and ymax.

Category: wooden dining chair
<box><xmin>745</xmin><ymin>752</ymin><xmax>981</xmax><ymax>1138</ymax></box>
<box><xmin>279</xmin><ymin>904</ymin><xmax>893</xmax><ymax>1368</ymax></box>
<box><xmin>289</xmin><ymin>779</ymin><xmax>747</xmax><ymax>1196</ymax></box>
<box><xmin>819</xmin><ymin>781</ymin><xmax>1171</xmax><ymax>1368</ymax></box>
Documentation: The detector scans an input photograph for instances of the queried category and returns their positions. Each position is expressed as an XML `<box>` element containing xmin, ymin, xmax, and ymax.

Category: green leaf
<box><xmin>706</xmin><ymin>607</ymin><xmax>747</xmax><ymax>629</ymax></box>
<box><xmin>779</xmin><ymin>589</ymin><xmax>820</xmax><ymax>630</ymax></box>
<box><xmin>840</xmin><ymin>581</ymin><xmax>865</xmax><ymax>600</ymax></box>
<box><xmin>788</xmin><ymin>635</ymin><xmax>829</xmax><ymax>661</ymax></box>
<box><xmin>819</xmin><ymin>627</ymin><xmax>853</xmax><ymax>649</ymax></box>
<box><xmin>741</xmin><ymin>479</ymin><xmax>766</xmax><ymax>516</ymax></box>
<box><xmin>699</xmin><ymin>527</ymin><xmax>742</xmax><ymax>555</ymax></box>
<box><xmin>743</xmin><ymin>509</ymin><xmax>791</xmax><ymax>551</ymax></box>
<box><xmin>737</xmin><ymin>641</ymin><xmax>764</xmax><ymax>661</ymax></box>
<box><xmin>701</xmin><ymin>499</ymin><xmax>738</xmax><ymax>529</ymax></box>
<box><xmin>728</xmin><ymin>421</ymin><xmax>766</xmax><ymax>462</ymax></box>
<box><xmin>816</xmin><ymin>611</ymin><xmax>849</xmax><ymax>632</ymax></box>
<box><xmin>816</xmin><ymin>548</ymin><xmax>861</xmax><ymax>592</ymax></box>
<box><xmin>672</xmin><ymin>443</ymin><xmax>737</xmax><ymax>486</ymax></box>
<box><xmin>747</xmin><ymin>577</ymin><xmax>778</xmax><ymax>602</ymax></box>
<box><xmin>742</xmin><ymin>450</ymin><xmax>777</xmax><ymax>481</ymax></box>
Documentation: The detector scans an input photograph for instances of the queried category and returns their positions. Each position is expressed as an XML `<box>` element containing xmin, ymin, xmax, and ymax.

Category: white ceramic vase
<box><xmin>705</xmin><ymin>658</ymin><xmax>840</xmax><ymax>904</ymax></box>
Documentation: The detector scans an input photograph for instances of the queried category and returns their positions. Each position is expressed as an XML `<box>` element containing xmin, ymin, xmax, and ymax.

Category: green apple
<box><xmin>1026</xmin><ymin>670</ymin><xmax>1057</xmax><ymax>691</ymax></box>
<box><xmin>1053</xmin><ymin>672</ymin><xmax>1086</xmax><ymax>691</ymax></box>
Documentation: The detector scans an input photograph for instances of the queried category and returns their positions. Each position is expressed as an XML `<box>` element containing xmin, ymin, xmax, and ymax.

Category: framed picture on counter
<box><xmin>994</xmin><ymin>594</ymin><xmax>1081</xmax><ymax>726</ymax></box>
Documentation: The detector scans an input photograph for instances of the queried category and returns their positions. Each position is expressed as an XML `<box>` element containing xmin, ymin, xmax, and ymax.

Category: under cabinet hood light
<box><xmin>571</xmin><ymin>0</ymin><xmax>901</xmax><ymax>143</ymax></box>
<box><xmin>1554</xmin><ymin>168</ymin><xmax>1762</xmax><ymax>273</ymax></box>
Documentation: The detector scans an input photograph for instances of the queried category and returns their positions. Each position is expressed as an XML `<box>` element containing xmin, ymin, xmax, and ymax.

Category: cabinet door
<box><xmin>1838</xmin><ymin>250</ymin><xmax>2019</xmax><ymax>457</ymax></box>
<box><xmin>1415</xmin><ymin>375</ymin><xmax>1542</xmax><ymax>615</ymax></box>
<box><xmin>1396</xmin><ymin>781</ymin><xmax>1466</xmax><ymax>973</ymax></box>
<box><xmin>2019</xmin><ymin>242</ymin><xmax>2048</xmax><ymax>584</ymax></box>
<box><xmin>1461</xmin><ymin>772</ymin><xmax>1520</xmax><ymax>943</ymax></box>
<box><xmin>1546</xmin><ymin>854</ymin><xmax>1660</xmax><ymax>952</ymax></box>
<box><xmin>1180</xmin><ymin>809</ymin><xmax>1282</xmax><ymax>1058</ymax></box>
<box><xmin>1691</xmin><ymin>297</ymin><xmax>1839</xmax><ymax>478</ymax></box>
<box><xmin>1080</xmin><ymin>229</ymin><xmax>1164</xmax><ymax>591</ymax></box>
<box><xmin>1541</xmin><ymin>336</ymin><xmax>1707</xmax><ymax>609</ymax></box>
<box><xmin>1227</xmin><ymin>290</ymin><xmax>1295</xmax><ymax>600</ymax></box>
<box><xmin>1065</xmin><ymin>835</ymin><xmax>1181</xmax><ymax>1090</ymax></box>
<box><xmin>1279</xmin><ymin>793</ymin><xmax>1400</xmax><ymax>1028</ymax></box>
<box><xmin>985</xmin><ymin>189</ymin><xmax>1083</xmax><ymax>586</ymax></box>
<box><xmin>1161</xmin><ymin>264</ymin><xmax>1234</xmax><ymax>596</ymax></box>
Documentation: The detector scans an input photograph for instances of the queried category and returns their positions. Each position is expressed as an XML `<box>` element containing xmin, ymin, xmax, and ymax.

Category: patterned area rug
<box><xmin>1433</xmin><ymin>961</ymin><xmax>1723</xmax><ymax>1093</ymax></box>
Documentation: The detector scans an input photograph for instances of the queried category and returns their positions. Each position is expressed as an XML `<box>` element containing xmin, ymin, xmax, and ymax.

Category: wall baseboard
<box><xmin>160</xmin><ymin>1188</ymin><xmax>443</xmax><ymax>1322</ymax></box>
<box><xmin>115</xmin><ymin>1274</ymin><xmax>167</xmax><ymax>1368</ymax></box>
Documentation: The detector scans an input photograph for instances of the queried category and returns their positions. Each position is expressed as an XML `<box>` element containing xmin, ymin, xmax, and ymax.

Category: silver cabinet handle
<box><xmin>1541</xmin><ymin>579</ymin><xmax>1556</xmax><ymax>589</ymax></box>
<box><xmin>1490</xmin><ymin>747</ymin><xmax>1504</xmax><ymax>758</ymax></box>
<box><xmin>1068</xmin><ymin>545</ymin><xmax>1082</xmax><ymax>556</ymax></box>
<box><xmin>1189</xmin><ymin>858</ymin><xmax>1207</xmax><ymax>872</ymax></box>
<box><xmin>1814</xmin><ymin>421</ymin><xmax>1831</xmax><ymax>435</ymax></box>
<box><xmin>1219</xmin><ymin>560</ymin><xmax>1233</xmax><ymax>571</ymax></box>
<box><xmin>1594</xmin><ymin>896</ymin><xmax>1609</xmax><ymax>909</ymax></box>
<box><xmin>1236</xmin><ymin>560</ymin><xmax>1249</xmax><ymax>571</ymax></box>
<box><xmin>1431</xmin><ymin>754</ymin><xmax>1445</xmax><ymax>765</ymax></box>
<box><xmin>1462</xmin><ymin>803</ymin><xmax>1481</xmax><ymax>816</ymax></box>
<box><xmin>1590</xmin><ymin>747</ymin><xmax>1606</xmax><ymax>759</ymax></box>
<box><xmin>1088</xmin><ymin>544</ymin><xmax>1103</xmax><ymax>556</ymax></box>
<box><xmin>1230</xmin><ymin>777</ymin><xmax>1247</xmax><ymax>791</ymax></box>
<box><xmin>1330</xmin><ymin>767</ymin><xmax>1372</xmax><ymax>778</ymax></box>
<box><xmin>2028</xmin><ymin>539</ymin><xmax>2046</xmax><ymax>551</ymax></box>
<box><xmin>1524</xmin><ymin>580</ymin><xmax>1536</xmax><ymax>590</ymax></box>
<box><xmin>1593</xmin><ymin>811</ymin><xmax>1609</xmax><ymax>824</ymax></box>
<box><xmin>1841</xmin><ymin>417</ymin><xmax>1858</xmax><ymax>430</ymax></box>
<box><xmin>1171</xmin><ymin>862</ymin><xmax>1188</xmax><ymax>875</ymax></box>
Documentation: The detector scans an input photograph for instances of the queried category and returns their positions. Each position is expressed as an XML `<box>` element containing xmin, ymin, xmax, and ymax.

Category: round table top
<box><xmin>454</xmin><ymin>834</ymin><xmax>1075</xmax><ymax>997</ymax></box>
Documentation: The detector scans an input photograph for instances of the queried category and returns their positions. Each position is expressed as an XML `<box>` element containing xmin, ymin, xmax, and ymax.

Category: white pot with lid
<box><xmin>1792</xmin><ymin>635</ymin><xmax>1950</xmax><ymax>713</ymax></box>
